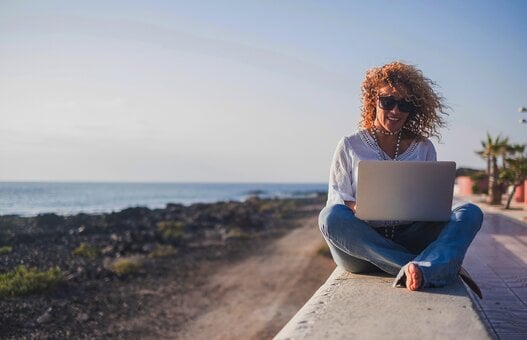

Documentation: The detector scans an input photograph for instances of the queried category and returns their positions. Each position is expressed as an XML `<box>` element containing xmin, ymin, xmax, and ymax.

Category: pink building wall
<box><xmin>456</xmin><ymin>176</ymin><xmax>488</xmax><ymax>195</ymax></box>
<box><xmin>514</xmin><ymin>183</ymin><xmax>525</xmax><ymax>202</ymax></box>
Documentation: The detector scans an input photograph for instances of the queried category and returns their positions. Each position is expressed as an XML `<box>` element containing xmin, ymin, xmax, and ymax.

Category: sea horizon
<box><xmin>0</xmin><ymin>180</ymin><xmax>327</xmax><ymax>184</ymax></box>
<box><xmin>0</xmin><ymin>181</ymin><xmax>328</xmax><ymax>217</ymax></box>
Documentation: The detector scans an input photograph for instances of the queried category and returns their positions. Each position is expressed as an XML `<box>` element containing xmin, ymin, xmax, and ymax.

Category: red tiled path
<box><xmin>462</xmin><ymin>201</ymin><xmax>527</xmax><ymax>339</ymax></box>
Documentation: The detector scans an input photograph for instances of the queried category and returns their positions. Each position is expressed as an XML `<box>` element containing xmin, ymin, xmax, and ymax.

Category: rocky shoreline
<box><xmin>0</xmin><ymin>194</ymin><xmax>326</xmax><ymax>338</ymax></box>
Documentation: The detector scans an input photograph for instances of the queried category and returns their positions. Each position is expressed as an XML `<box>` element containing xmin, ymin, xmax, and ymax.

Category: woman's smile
<box><xmin>387</xmin><ymin>115</ymin><xmax>402</xmax><ymax>121</ymax></box>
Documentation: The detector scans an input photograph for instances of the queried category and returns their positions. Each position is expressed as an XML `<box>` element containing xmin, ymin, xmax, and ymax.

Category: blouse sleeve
<box><xmin>327</xmin><ymin>138</ymin><xmax>355</xmax><ymax>205</ymax></box>
<box><xmin>425</xmin><ymin>139</ymin><xmax>437</xmax><ymax>161</ymax></box>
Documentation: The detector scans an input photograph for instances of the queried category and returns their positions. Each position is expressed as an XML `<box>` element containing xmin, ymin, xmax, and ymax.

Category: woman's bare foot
<box><xmin>405</xmin><ymin>263</ymin><xmax>422</xmax><ymax>291</ymax></box>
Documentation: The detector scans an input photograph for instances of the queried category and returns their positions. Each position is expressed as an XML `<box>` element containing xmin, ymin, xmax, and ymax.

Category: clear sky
<box><xmin>1</xmin><ymin>1</ymin><xmax>526</xmax><ymax>182</ymax></box>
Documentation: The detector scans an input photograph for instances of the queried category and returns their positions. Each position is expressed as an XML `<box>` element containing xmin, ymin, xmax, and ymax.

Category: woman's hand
<box><xmin>344</xmin><ymin>200</ymin><xmax>356</xmax><ymax>213</ymax></box>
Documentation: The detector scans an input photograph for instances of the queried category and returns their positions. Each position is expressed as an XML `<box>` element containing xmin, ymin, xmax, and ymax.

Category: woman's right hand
<box><xmin>344</xmin><ymin>200</ymin><xmax>356</xmax><ymax>214</ymax></box>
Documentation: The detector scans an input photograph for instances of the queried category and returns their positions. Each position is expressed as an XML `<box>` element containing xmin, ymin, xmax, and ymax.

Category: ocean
<box><xmin>0</xmin><ymin>182</ymin><xmax>328</xmax><ymax>217</ymax></box>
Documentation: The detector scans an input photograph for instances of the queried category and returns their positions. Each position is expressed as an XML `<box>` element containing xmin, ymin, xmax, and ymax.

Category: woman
<box><xmin>319</xmin><ymin>61</ymin><xmax>483</xmax><ymax>293</ymax></box>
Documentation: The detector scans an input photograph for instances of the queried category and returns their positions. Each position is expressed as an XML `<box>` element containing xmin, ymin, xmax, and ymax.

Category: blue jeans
<box><xmin>318</xmin><ymin>203</ymin><xmax>483</xmax><ymax>287</ymax></box>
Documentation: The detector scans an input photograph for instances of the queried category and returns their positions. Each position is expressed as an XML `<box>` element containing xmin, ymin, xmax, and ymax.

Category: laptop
<box><xmin>355</xmin><ymin>161</ymin><xmax>456</xmax><ymax>221</ymax></box>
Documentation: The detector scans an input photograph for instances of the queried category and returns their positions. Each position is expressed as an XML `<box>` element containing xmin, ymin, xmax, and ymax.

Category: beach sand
<box><xmin>120</xmin><ymin>215</ymin><xmax>334</xmax><ymax>339</ymax></box>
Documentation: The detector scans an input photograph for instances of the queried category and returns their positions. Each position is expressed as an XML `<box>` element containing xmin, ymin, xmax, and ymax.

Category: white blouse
<box><xmin>326</xmin><ymin>129</ymin><xmax>437</xmax><ymax>223</ymax></box>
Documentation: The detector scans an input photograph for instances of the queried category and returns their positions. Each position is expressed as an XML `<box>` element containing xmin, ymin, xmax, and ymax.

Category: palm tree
<box><xmin>476</xmin><ymin>133</ymin><xmax>509</xmax><ymax>205</ymax></box>
<box><xmin>500</xmin><ymin>144</ymin><xmax>527</xmax><ymax>209</ymax></box>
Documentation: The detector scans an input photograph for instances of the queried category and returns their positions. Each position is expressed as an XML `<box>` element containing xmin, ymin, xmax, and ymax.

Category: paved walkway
<box><xmin>459</xmin><ymin>195</ymin><xmax>527</xmax><ymax>339</ymax></box>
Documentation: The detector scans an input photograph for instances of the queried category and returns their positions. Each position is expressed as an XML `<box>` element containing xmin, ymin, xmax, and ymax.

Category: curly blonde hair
<box><xmin>360</xmin><ymin>61</ymin><xmax>448</xmax><ymax>140</ymax></box>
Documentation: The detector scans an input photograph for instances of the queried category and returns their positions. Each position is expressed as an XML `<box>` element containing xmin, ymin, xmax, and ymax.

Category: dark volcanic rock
<box><xmin>36</xmin><ymin>213</ymin><xmax>64</xmax><ymax>228</ymax></box>
<box><xmin>0</xmin><ymin>194</ymin><xmax>326</xmax><ymax>339</ymax></box>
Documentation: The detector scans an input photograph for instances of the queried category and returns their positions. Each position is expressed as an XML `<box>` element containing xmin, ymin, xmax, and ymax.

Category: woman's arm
<box><xmin>328</xmin><ymin>138</ymin><xmax>357</xmax><ymax>206</ymax></box>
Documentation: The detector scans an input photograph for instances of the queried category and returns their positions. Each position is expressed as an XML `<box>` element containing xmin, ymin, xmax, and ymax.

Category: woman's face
<box><xmin>374</xmin><ymin>85</ymin><xmax>411</xmax><ymax>133</ymax></box>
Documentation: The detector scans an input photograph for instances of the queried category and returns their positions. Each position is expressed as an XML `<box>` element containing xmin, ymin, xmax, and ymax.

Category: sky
<box><xmin>1</xmin><ymin>0</ymin><xmax>527</xmax><ymax>183</ymax></box>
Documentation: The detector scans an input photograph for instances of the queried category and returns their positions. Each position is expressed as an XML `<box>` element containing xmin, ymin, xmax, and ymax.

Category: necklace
<box><xmin>372</xmin><ymin>126</ymin><xmax>401</xmax><ymax>136</ymax></box>
<box><xmin>370</xmin><ymin>127</ymin><xmax>402</xmax><ymax>160</ymax></box>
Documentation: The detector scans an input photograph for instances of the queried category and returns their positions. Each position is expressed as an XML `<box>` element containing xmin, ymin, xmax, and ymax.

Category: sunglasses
<box><xmin>378</xmin><ymin>96</ymin><xmax>414</xmax><ymax>113</ymax></box>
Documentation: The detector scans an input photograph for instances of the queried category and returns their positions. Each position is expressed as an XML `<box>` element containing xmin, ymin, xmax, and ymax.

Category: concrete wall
<box><xmin>275</xmin><ymin>267</ymin><xmax>492</xmax><ymax>339</ymax></box>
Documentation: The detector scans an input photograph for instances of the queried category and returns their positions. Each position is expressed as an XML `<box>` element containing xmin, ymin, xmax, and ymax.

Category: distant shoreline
<box><xmin>0</xmin><ymin>182</ymin><xmax>327</xmax><ymax>217</ymax></box>
<box><xmin>1</xmin><ymin>192</ymin><xmax>327</xmax><ymax>219</ymax></box>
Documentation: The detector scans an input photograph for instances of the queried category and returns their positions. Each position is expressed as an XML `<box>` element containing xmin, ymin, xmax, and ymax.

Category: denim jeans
<box><xmin>318</xmin><ymin>203</ymin><xmax>483</xmax><ymax>288</ymax></box>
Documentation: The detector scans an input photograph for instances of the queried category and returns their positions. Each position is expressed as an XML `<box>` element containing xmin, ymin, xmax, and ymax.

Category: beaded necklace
<box><xmin>370</xmin><ymin>127</ymin><xmax>402</xmax><ymax>161</ymax></box>
<box><xmin>373</xmin><ymin>127</ymin><xmax>400</xmax><ymax>136</ymax></box>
